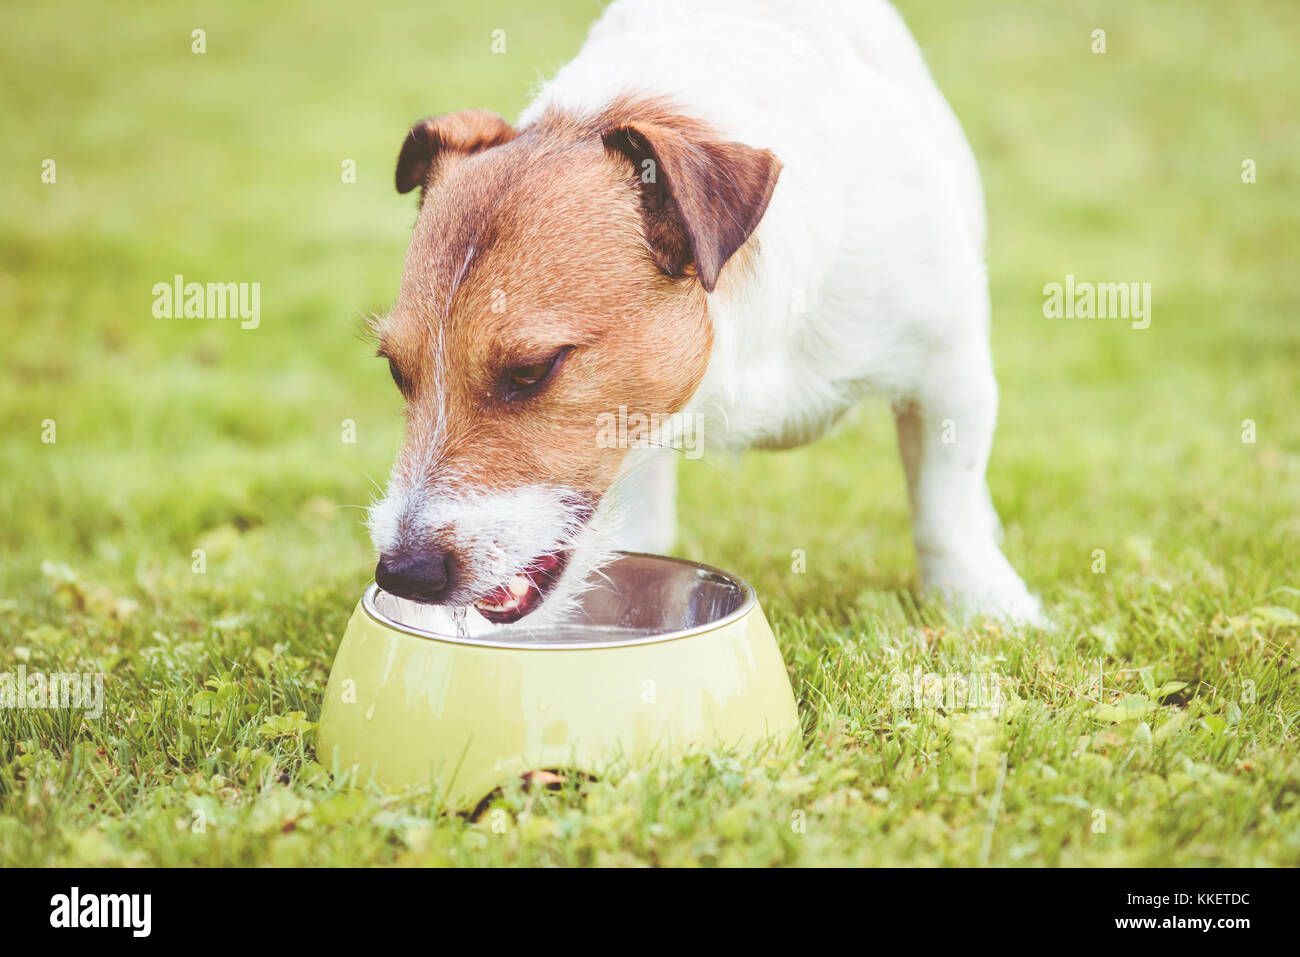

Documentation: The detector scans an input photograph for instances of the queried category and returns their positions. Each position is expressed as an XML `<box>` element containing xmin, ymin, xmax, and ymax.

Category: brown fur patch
<box><xmin>379</xmin><ymin>96</ymin><xmax>777</xmax><ymax>507</ymax></box>
<box><xmin>395</xmin><ymin>109</ymin><xmax>518</xmax><ymax>195</ymax></box>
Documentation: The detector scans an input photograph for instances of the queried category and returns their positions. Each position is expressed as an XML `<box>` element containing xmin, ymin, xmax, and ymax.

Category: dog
<box><xmin>367</xmin><ymin>0</ymin><xmax>1044</xmax><ymax>627</ymax></box>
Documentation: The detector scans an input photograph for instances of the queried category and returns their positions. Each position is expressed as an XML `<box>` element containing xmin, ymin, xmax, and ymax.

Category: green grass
<box><xmin>2</xmin><ymin>0</ymin><xmax>1298</xmax><ymax>866</ymax></box>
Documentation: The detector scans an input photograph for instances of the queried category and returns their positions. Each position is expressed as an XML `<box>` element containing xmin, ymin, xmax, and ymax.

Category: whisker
<box><xmin>360</xmin><ymin>471</ymin><xmax>385</xmax><ymax>498</ymax></box>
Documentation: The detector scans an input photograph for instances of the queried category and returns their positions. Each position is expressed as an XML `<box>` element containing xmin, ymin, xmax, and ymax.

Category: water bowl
<box><xmin>316</xmin><ymin>553</ymin><xmax>800</xmax><ymax>808</ymax></box>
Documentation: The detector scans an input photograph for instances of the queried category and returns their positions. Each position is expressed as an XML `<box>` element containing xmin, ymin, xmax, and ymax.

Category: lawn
<box><xmin>1</xmin><ymin>0</ymin><xmax>1297</xmax><ymax>866</ymax></box>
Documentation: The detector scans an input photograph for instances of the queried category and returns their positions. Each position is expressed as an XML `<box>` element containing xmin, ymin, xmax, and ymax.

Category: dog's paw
<box><xmin>920</xmin><ymin>554</ymin><xmax>1050</xmax><ymax>629</ymax></box>
<box><xmin>960</xmin><ymin>585</ymin><xmax>1050</xmax><ymax>630</ymax></box>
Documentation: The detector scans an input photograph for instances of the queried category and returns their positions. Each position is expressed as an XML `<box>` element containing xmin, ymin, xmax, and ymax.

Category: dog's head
<box><xmin>367</xmin><ymin>98</ymin><xmax>781</xmax><ymax>622</ymax></box>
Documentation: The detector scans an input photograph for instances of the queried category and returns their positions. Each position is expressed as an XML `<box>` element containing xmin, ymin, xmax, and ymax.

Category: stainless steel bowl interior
<box><xmin>363</xmin><ymin>552</ymin><xmax>755</xmax><ymax>648</ymax></box>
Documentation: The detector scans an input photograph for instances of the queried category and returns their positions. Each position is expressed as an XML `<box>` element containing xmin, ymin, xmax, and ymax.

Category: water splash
<box><xmin>450</xmin><ymin>605</ymin><xmax>470</xmax><ymax>641</ymax></box>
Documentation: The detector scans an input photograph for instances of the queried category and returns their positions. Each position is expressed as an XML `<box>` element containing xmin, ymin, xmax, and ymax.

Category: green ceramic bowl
<box><xmin>316</xmin><ymin>553</ymin><xmax>799</xmax><ymax>808</ymax></box>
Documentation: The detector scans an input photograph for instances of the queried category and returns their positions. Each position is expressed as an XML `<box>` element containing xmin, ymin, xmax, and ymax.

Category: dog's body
<box><xmin>368</xmin><ymin>0</ymin><xmax>1043</xmax><ymax>627</ymax></box>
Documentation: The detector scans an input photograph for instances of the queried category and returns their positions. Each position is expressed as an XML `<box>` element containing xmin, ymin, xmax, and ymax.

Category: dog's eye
<box><xmin>503</xmin><ymin>347</ymin><xmax>573</xmax><ymax>400</ymax></box>
<box><xmin>388</xmin><ymin>357</ymin><xmax>408</xmax><ymax>393</ymax></box>
<box><xmin>509</xmin><ymin>362</ymin><xmax>550</xmax><ymax>389</ymax></box>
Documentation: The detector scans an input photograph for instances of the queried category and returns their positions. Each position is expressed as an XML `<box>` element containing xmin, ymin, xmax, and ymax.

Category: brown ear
<box><xmin>395</xmin><ymin>109</ymin><xmax>517</xmax><ymax>195</ymax></box>
<box><xmin>603</xmin><ymin>121</ymin><xmax>781</xmax><ymax>292</ymax></box>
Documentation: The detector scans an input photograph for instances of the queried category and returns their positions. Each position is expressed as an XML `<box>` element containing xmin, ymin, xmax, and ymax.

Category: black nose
<box><xmin>375</xmin><ymin>550</ymin><xmax>454</xmax><ymax>603</ymax></box>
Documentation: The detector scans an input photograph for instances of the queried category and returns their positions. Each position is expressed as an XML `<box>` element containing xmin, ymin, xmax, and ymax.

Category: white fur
<box><xmin>368</xmin><ymin>479</ymin><xmax>616</xmax><ymax>625</ymax></box>
<box><xmin>518</xmin><ymin>0</ymin><xmax>1044</xmax><ymax>624</ymax></box>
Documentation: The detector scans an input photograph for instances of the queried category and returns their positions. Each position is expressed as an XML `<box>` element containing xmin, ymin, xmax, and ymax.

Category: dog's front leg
<box><xmin>605</xmin><ymin>448</ymin><xmax>679</xmax><ymax>555</ymax></box>
<box><xmin>893</xmin><ymin>359</ymin><xmax>1045</xmax><ymax>626</ymax></box>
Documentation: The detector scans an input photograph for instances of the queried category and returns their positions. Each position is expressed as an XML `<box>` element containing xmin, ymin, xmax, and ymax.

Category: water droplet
<box><xmin>451</xmin><ymin>605</ymin><xmax>470</xmax><ymax>640</ymax></box>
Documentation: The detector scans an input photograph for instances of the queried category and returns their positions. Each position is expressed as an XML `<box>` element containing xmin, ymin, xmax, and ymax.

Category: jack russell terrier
<box><xmin>367</xmin><ymin>0</ymin><xmax>1044</xmax><ymax>628</ymax></box>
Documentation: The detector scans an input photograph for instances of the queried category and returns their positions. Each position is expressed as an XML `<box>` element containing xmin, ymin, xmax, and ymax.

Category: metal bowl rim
<box><xmin>358</xmin><ymin>552</ymin><xmax>758</xmax><ymax>650</ymax></box>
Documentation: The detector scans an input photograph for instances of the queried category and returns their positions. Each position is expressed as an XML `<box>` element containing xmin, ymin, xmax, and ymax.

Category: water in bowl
<box><xmin>371</xmin><ymin>590</ymin><xmax>663</xmax><ymax>646</ymax></box>
<box><xmin>367</xmin><ymin>554</ymin><xmax>751</xmax><ymax>647</ymax></box>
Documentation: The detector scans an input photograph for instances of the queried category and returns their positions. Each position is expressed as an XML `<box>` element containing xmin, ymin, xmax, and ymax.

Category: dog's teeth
<box><xmin>471</xmin><ymin>572</ymin><xmax>541</xmax><ymax>618</ymax></box>
<box><xmin>476</xmin><ymin>595</ymin><xmax>521</xmax><ymax>614</ymax></box>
